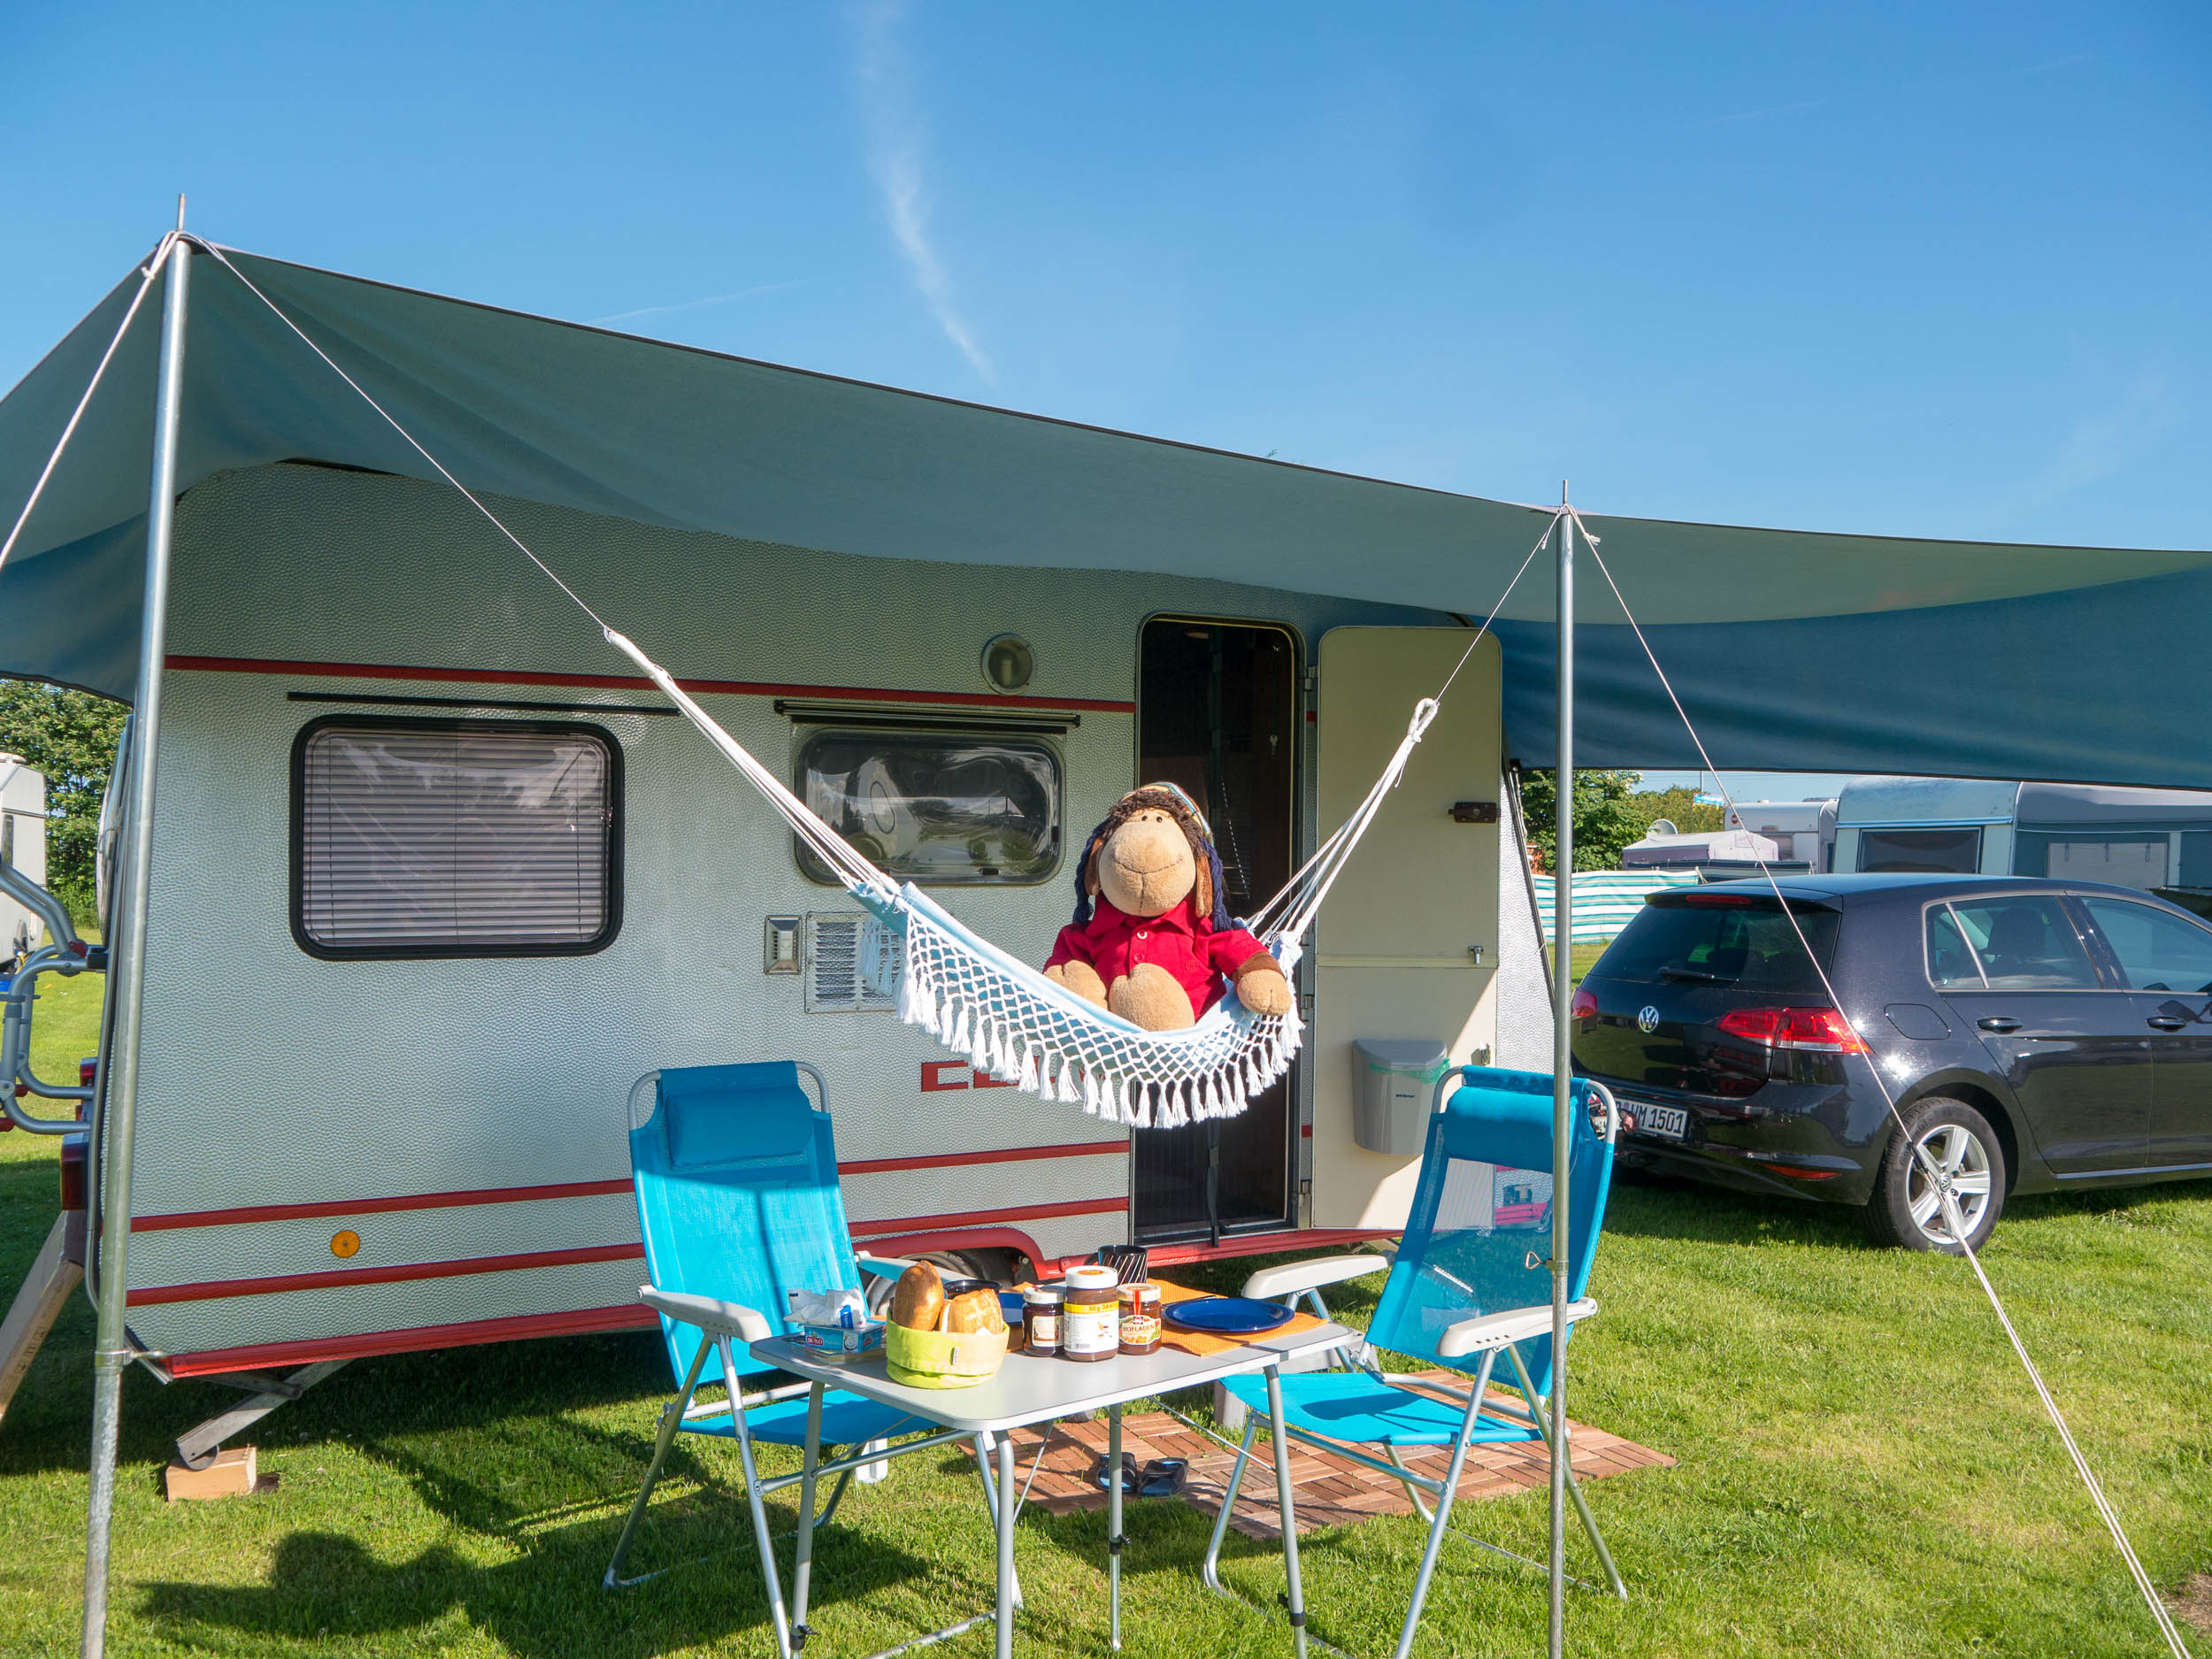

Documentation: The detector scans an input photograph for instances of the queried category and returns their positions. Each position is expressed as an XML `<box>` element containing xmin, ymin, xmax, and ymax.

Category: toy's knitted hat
<box><xmin>1071</xmin><ymin>782</ymin><xmax>1232</xmax><ymax>931</ymax></box>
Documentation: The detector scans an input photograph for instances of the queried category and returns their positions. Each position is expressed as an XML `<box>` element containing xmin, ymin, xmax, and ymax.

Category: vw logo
<box><xmin>1637</xmin><ymin>1005</ymin><xmax>1662</xmax><ymax>1034</ymax></box>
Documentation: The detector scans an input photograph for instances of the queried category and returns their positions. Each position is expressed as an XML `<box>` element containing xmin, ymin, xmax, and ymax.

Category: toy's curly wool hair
<box><xmin>1071</xmin><ymin>784</ymin><xmax>1232</xmax><ymax>931</ymax></box>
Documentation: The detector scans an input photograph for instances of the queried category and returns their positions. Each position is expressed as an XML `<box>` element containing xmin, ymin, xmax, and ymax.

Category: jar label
<box><xmin>1029</xmin><ymin>1311</ymin><xmax>1059</xmax><ymax>1345</ymax></box>
<box><xmin>1064</xmin><ymin>1302</ymin><xmax>1118</xmax><ymax>1356</ymax></box>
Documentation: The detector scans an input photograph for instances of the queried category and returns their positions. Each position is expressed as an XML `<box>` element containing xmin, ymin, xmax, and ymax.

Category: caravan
<box><xmin>1833</xmin><ymin>776</ymin><xmax>2212</xmax><ymax>903</ymax></box>
<box><xmin>5</xmin><ymin>456</ymin><xmax>1550</xmax><ymax>1385</ymax></box>
<box><xmin>0</xmin><ymin>757</ymin><xmax>46</xmax><ymax>961</ymax></box>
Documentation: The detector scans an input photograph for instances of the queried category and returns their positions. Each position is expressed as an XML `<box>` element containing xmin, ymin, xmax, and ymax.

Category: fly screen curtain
<box><xmin>295</xmin><ymin>720</ymin><xmax>618</xmax><ymax>956</ymax></box>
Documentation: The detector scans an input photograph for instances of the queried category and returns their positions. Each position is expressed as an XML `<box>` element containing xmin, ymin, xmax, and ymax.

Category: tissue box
<box><xmin>790</xmin><ymin>1319</ymin><xmax>885</xmax><ymax>1363</ymax></box>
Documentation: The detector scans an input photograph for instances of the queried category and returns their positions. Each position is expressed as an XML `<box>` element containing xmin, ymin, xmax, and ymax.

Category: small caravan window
<box><xmin>293</xmin><ymin>718</ymin><xmax>620</xmax><ymax>958</ymax></box>
<box><xmin>795</xmin><ymin>729</ymin><xmax>1060</xmax><ymax>885</ymax></box>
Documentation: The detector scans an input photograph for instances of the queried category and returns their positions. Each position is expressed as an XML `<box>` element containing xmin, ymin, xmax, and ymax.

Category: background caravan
<box><xmin>12</xmin><ymin>459</ymin><xmax>1550</xmax><ymax>1386</ymax></box>
<box><xmin>0</xmin><ymin>756</ymin><xmax>48</xmax><ymax>960</ymax></box>
<box><xmin>1834</xmin><ymin>775</ymin><xmax>2212</xmax><ymax>910</ymax></box>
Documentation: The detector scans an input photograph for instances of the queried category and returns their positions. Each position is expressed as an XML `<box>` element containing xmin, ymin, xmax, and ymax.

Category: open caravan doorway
<box><xmin>1133</xmin><ymin>617</ymin><xmax>1300</xmax><ymax>1244</ymax></box>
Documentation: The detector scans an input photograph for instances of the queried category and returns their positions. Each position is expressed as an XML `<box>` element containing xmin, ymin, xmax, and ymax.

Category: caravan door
<box><xmin>1310</xmin><ymin>627</ymin><xmax>1503</xmax><ymax>1229</ymax></box>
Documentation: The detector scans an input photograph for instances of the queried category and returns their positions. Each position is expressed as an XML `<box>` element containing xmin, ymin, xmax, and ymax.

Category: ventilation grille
<box><xmin>805</xmin><ymin>912</ymin><xmax>903</xmax><ymax>1012</ymax></box>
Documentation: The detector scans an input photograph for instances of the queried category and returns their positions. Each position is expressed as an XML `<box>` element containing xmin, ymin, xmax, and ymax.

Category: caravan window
<box><xmin>292</xmin><ymin>718</ymin><xmax>620</xmax><ymax>958</ymax></box>
<box><xmin>795</xmin><ymin>729</ymin><xmax>1060</xmax><ymax>885</ymax></box>
<box><xmin>1856</xmin><ymin>827</ymin><xmax>1982</xmax><ymax>874</ymax></box>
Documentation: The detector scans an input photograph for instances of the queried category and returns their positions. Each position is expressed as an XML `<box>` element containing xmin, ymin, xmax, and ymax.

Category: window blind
<box><xmin>295</xmin><ymin>719</ymin><xmax>618</xmax><ymax>956</ymax></box>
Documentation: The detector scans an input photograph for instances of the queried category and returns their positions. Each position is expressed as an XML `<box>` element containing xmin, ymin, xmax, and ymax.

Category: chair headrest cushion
<box><xmin>1440</xmin><ymin>1066</ymin><xmax>1591</xmax><ymax>1174</ymax></box>
<box><xmin>656</xmin><ymin>1063</ymin><xmax>818</xmax><ymax>1170</ymax></box>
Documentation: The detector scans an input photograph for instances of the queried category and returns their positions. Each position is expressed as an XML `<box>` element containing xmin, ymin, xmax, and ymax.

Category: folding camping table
<box><xmin>751</xmin><ymin>1317</ymin><xmax>1357</xmax><ymax>1659</ymax></box>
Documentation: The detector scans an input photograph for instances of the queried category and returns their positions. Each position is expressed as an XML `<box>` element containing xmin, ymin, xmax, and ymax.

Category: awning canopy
<box><xmin>5</xmin><ymin>240</ymin><xmax>2208</xmax><ymax>782</ymax></box>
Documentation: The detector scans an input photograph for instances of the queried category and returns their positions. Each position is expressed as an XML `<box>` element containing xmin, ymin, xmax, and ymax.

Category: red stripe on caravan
<box><xmin>166</xmin><ymin>655</ymin><xmax>1138</xmax><ymax>715</ymax></box>
<box><xmin>838</xmin><ymin>1141</ymin><xmax>1125</xmax><ymax>1176</ymax></box>
<box><xmin>131</xmin><ymin>1178</ymin><xmax>637</xmax><ymax>1233</ymax></box>
<box><xmin>848</xmin><ymin>1196</ymin><xmax>1128</xmax><ymax>1240</ymax></box>
<box><xmin>161</xmin><ymin>1302</ymin><xmax>659</xmax><ymax>1378</ymax></box>
<box><xmin>126</xmin><ymin>1242</ymin><xmax>645</xmax><ymax>1307</ymax></box>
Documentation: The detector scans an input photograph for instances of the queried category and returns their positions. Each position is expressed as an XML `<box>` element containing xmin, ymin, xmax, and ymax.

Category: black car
<box><xmin>1571</xmin><ymin>873</ymin><xmax>2212</xmax><ymax>1251</ymax></box>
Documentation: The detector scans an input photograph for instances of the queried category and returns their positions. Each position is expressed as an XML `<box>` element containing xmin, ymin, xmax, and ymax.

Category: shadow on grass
<box><xmin>137</xmin><ymin>1513</ymin><xmax>941</xmax><ymax>1659</ymax></box>
<box><xmin>132</xmin><ymin>1342</ymin><xmax>967</xmax><ymax>1656</ymax></box>
<box><xmin>1601</xmin><ymin>1162</ymin><xmax>2212</xmax><ymax>1251</ymax></box>
<box><xmin>0</xmin><ymin>1319</ymin><xmax>677</xmax><ymax>1480</ymax></box>
<box><xmin>2005</xmin><ymin>1171</ymin><xmax>2212</xmax><ymax>1226</ymax></box>
<box><xmin>1598</xmin><ymin>1179</ymin><xmax>1871</xmax><ymax>1250</ymax></box>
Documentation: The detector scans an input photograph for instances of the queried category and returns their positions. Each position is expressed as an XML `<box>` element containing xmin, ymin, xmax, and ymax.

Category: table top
<box><xmin>751</xmin><ymin>1319</ymin><xmax>1355</xmax><ymax>1433</ymax></box>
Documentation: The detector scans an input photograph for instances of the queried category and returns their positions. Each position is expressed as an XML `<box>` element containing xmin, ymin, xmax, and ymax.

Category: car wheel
<box><xmin>1861</xmin><ymin>1096</ymin><xmax>2006</xmax><ymax>1253</ymax></box>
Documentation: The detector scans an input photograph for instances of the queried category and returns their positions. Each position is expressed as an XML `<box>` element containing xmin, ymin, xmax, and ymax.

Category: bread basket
<box><xmin>883</xmin><ymin>1320</ymin><xmax>1009</xmax><ymax>1389</ymax></box>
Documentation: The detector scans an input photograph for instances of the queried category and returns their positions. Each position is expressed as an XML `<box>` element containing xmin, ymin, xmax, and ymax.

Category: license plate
<box><xmin>1631</xmin><ymin>1102</ymin><xmax>1689</xmax><ymax>1141</ymax></box>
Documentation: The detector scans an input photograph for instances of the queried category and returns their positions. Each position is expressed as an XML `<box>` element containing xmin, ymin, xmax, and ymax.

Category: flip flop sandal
<box><xmin>1136</xmin><ymin>1457</ymin><xmax>1187</xmax><ymax>1498</ymax></box>
<box><xmin>1091</xmin><ymin>1451</ymin><xmax>1140</xmax><ymax>1492</ymax></box>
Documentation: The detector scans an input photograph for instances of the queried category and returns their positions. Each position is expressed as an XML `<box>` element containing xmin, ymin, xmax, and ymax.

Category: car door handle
<box><xmin>2147</xmin><ymin>1016</ymin><xmax>2190</xmax><ymax>1032</ymax></box>
<box><xmin>1976</xmin><ymin>1017</ymin><xmax>2023</xmax><ymax>1033</ymax></box>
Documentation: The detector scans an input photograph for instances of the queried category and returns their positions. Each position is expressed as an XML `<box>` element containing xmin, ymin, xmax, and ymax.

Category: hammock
<box><xmin>603</xmin><ymin>627</ymin><xmax>1459</xmax><ymax>1127</ymax></box>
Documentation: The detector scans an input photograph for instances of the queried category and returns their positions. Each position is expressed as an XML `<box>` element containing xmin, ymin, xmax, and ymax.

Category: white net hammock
<box><xmin>603</xmin><ymin>627</ymin><xmax>1448</xmax><ymax>1128</ymax></box>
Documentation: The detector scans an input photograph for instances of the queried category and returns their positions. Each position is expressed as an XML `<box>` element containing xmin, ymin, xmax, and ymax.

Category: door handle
<box><xmin>2147</xmin><ymin>1016</ymin><xmax>2189</xmax><ymax>1032</ymax></box>
<box><xmin>1976</xmin><ymin>1017</ymin><xmax>2023</xmax><ymax>1033</ymax></box>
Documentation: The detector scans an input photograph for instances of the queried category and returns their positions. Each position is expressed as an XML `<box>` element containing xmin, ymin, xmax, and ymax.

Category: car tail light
<box><xmin>80</xmin><ymin>1056</ymin><xmax>98</xmax><ymax>1090</ymax></box>
<box><xmin>1715</xmin><ymin>1006</ymin><xmax>1868</xmax><ymax>1053</ymax></box>
<box><xmin>59</xmin><ymin>1134</ymin><xmax>88</xmax><ymax>1210</ymax></box>
<box><xmin>1681</xmin><ymin>891</ymin><xmax>1759</xmax><ymax>907</ymax></box>
<box><xmin>1570</xmin><ymin>987</ymin><xmax>1598</xmax><ymax>1025</ymax></box>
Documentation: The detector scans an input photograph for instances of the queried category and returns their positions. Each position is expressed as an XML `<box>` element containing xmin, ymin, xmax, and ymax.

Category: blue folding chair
<box><xmin>605</xmin><ymin>1062</ymin><xmax>1006</xmax><ymax>1656</ymax></box>
<box><xmin>1207</xmin><ymin>1065</ymin><xmax>1626</xmax><ymax>1658</ymax></box>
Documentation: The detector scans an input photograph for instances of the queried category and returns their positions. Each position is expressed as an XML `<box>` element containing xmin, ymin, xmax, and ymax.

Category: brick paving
<box><xmin>973</xmin><ymin>1371</ymin><xmax>1673</xmax><ymax>1541</ymax></box>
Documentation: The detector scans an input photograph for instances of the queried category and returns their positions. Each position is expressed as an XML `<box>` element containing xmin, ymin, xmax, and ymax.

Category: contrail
<box><xmin>850</xmin><ymin>0</ymin><xmax>995</xmax><ymax>383</ymax></box>
<box><xmin>588</xmin><ymin>280</ymin><xmax>810</xmax><ymax>326</ymax></box>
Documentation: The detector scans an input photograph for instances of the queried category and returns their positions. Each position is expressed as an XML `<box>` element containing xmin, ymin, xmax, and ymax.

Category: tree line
<box><xmin>0</xmin><ymin>682</ymin><xmax>128</xmax><ymax>926</ymax></box>
<box><xmin>1519</xmin><ymin>769</ymin><xmax>1724</xmax><ymax>873</ymax></box>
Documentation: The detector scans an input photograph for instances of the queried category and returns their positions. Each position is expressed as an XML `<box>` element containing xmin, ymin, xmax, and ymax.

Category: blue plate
<box><xmin>1162</xmin><ymin>1297</ymin><xmax>1294</xmax><ymax>1336</ymax></box>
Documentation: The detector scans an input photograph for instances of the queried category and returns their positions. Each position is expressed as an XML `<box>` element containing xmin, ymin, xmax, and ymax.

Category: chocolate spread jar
<box><xmin>1061</xmin><ymin>1265</ymin><xmax>1121</xmax><ymax>1363</ymax></box>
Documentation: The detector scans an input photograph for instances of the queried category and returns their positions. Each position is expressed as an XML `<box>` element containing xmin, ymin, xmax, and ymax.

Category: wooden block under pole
<box><xmin>165</xmin><ymin>1447</ymin><xmax>258</xmax><ymax>1502</ymax></box>
<box><xmin>0</xmin><ymin>1213</ymin><xmax>84</xmax><ymax>1427</ymax></box>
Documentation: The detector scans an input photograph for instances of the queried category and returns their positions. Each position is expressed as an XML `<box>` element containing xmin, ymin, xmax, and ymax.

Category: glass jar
<box><xmin>1022</xmin><ymin>1285</ymin><xmax>1064</xmax><ymax>1356</ymax></box>
<box><xmin>1118</xmin><ymin>1282</ymin><xmax>1162</xmax><ymax>1356</ymax></box>
<box><xmin>1061</xmin><ymin>1265</ymin><xmax>1121</xmax><ymax>1363</ymax></box>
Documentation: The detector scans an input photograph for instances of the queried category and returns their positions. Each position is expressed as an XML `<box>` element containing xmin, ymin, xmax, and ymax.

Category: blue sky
<box><xmin>4</xmin><ymin>2</ymin><xmax>2206</xmax><ymax>800</ymax></box>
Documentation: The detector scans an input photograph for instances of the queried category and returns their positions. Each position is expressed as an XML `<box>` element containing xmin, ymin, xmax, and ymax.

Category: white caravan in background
<box><xmin>0</xmin><ymin>757</ymin><xmax>48</xmax><ymax>959</ymax></box>
<box><xmin>1723</xmin><ymin>798</ymin><xmax>1836</xmax><ymax>872</ymax></box>
<box><xmin>1832</xmin><ymin>775</ymin><xmax>2212</xmax><ymax>896</ymax></box>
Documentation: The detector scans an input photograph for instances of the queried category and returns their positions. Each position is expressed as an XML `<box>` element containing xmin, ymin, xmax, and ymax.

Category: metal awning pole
<box><xmin>1548</xmin><ymin>484</ymin><xmax>1574</xmax><ymax>1659</ymax></box>
<box><xmin>82</xmin><ymin>219</ymin><xmax>190</xmax><ymax>1659</ymax></box>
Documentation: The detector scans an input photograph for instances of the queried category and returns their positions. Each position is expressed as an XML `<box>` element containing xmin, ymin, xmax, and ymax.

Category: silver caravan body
<box><xmin>112</xmin><ymin>462</ymin><xmax>1544</xmax><ymax>1377</ymax></box>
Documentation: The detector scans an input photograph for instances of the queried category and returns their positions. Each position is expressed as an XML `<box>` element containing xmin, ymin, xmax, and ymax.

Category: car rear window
<box><xmin>1594</xmin><ymin>895</ymin><xmax>1840</xmax><ymax>993</ymax></box>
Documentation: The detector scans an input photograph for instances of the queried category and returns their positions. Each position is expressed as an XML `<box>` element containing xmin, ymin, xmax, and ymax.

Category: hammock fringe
<box><xmin>877</xmin><ymin>885</ymin><xmax>1309</xmax><ymax>1128</ymax></box>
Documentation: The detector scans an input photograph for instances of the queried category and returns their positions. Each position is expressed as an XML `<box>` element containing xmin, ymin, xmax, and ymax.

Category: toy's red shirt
<box><xmin>1045</xmin><ymin>897</ymin><xmax>1269</xmax><ymax>1016</ymax></box>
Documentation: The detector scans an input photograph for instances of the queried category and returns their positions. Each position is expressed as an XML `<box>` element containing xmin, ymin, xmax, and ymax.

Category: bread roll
<box><xmin>941</xmin><ymin>1287</ymin><xmax>1007</xmax><ymax>1336</ymax></box>
<box><xmin>890</xmin><ymin>1262</ymin><xmax>946</xmax><ymax>1332</ymax></box>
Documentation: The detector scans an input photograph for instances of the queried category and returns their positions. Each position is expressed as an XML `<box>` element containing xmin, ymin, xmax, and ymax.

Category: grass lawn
<box><xmin>4</xmin><ymin>966</ymin><xmax>2210</xmax><ymax>1655</ymax></box>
